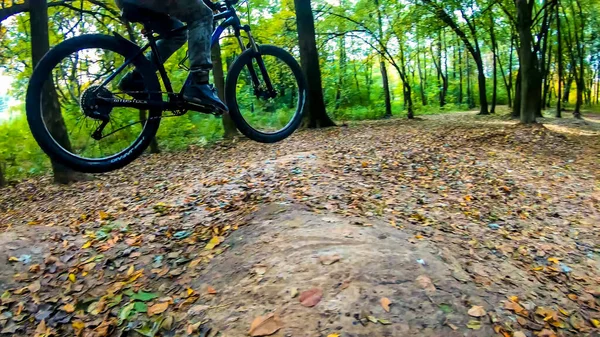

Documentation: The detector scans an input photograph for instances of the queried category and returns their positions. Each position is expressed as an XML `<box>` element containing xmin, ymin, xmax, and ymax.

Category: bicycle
<box><xmin>26</xmin><ymin>0</ymin><xmax>307</xmax><ymax>173</ymax></box>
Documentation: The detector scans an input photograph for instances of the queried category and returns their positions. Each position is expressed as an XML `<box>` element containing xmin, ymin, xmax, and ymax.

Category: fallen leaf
<box><xmin>205</xmin><ymin>236</ymin><xmax>222</xmax><ymax>250</ymax></box>
<box><xmin>538</xmin><ymin>329</ymin><xmax>558</xmax><ymax>337</ymax></box>
<box><xmin>591</xmin><ymin>319</ymin><xmax>600</xmax><ymax>328</ymax></box>
<box><xmin>147</xmin><ymin>302</ymin><xmax>169</xmax><ymax>316</ymax></box>
<box><xmin>327</xmin><ymin>334</ymin><xmax>340</xmax><ymax>337</ymax></box>
<box><xmin>72</xmin><ymin>320</ymin><xmax>85</xmax><ymax>331</ymax></box>
<box><xmin>468</xmin><ymin>305</ymin><xmax>486</xmax><ymax>317</ymax></box>
<box><xmin>319</xmin><ymin>254</ymin><xmax>341</xmax><ymax>266</ymax></box>
<box><xmin>570</xmin><ymin>313</ymin><xmax>587</xmax><ymax>331</ymax></box>
<box><xmin>28</xmin><ymin>280</ymin><xmax>41</xmax><ymax>293</ymax></box>
<box><xmin>380</xmin><ymin>297</ymin><xmax>391</xmax><ymax>312</ymax></box>
<box><xmin>34</xmin><ymin>320</ymin><xmax>47</xmax><ymax>337</ymax></box>
<box><xmin>131</xmin><ymin>291</ymin><xmax>158</xmax><ymax>302</ymax></box>
<box><xmin>415</xmin><ymin>275</ymin><xmax>436</xmax><ymax>293</ymax></box>
<box><xmin>82</xmin><ymin>241</ymin><xmax>92</xmax><ymax>249</ymax></box>
<box><xmin>513</xmin><ymin>332</ymin><xmax>526</xmax><ymax>337</ymax></box>
<box><xmin>63</xmin><ymin>303</ymin><xmax>76</xmax><ymax>313</ymax></box>
<box><xmin>504</xmin><ymin>301</ymin><xmax>524</xmax><ymax>314</ymax></box>
<box><xmin>68</xmin><ymin>273</ymin><xmax>76</xmax><ymax>283</ymax></box>
<box><xmin>299</xmin><ymin>288</ymin><xmax>323</xmax><ymax>307</ymax></box>
<box><xmin>207</xmin><ymin>286</ymin><xmax>217</xmax><ymax>295</ymax></box>
<box><xmin>290</xmin><ymin>287</ymin><xmax>299</xmax><ymax>298</ymax></box>
<box><xmin>248</xmin><ymin>313</ymin><xmax>283</xmax><ymax>336</ymax></box>
<box><xmin>466</xmin><ymin>320</ymin><xmax>482</xmax><ymax>330</ymax></box>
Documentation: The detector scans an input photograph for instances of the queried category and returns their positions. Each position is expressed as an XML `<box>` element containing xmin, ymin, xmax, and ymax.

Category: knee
<box><xmin>184</xmin><ymin>0</ymin><xmax>213</xmax><ymax>22</ymax></box>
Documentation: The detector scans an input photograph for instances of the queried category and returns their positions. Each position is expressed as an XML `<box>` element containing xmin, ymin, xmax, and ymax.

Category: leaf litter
<box><xmin>0</xmin><ymin>112</ymin><xmax>598</xmax><ymax>336</ymax></box>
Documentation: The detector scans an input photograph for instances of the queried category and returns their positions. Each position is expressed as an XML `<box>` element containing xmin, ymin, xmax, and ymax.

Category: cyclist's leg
<box><xmin>163</xmin><ymin>0</ymin><xmax>214</xmax><ymax>82</ymax></box>
<box><xmin>145</xmin><ymin>18</ymin><xmax>187</xmax><ymax>64</ymax></box>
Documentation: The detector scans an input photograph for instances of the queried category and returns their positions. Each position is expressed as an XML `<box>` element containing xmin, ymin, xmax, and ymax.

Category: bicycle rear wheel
<box><xmin>26</xmin><ymin>34</ymin><xmax>162</xmax><ymax>173</ymax></box>
<box><xmin>225</xmin><ymin>45</ymin><xmax>306</xmax><ymax>143</ymax></box>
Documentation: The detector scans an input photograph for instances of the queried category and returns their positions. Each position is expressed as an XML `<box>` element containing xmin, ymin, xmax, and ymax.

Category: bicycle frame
<box><xmin>98</xmin><ymin>3</ymin><xmax>273</xmax><ymax>113</ymax></box>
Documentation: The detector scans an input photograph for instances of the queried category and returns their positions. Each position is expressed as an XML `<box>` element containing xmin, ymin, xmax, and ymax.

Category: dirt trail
<box><xmin>0</xmin><ymin>112</ymin><xmax>598</xmax><ymax>336</ymax></box>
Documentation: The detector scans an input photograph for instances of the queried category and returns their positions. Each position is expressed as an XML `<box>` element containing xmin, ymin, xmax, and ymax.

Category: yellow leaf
<box><xmin>82</xmin><ymin>241</ymin><xmax>92</xmax><ymax>249</ymax></box>
<box><xmin>415</xmin><ymin>234</ymin><xmax>424</xmax><ymax>240</ymax></box>
<box><xmin>147</xmin><ymin>302</ymin><xmax>169</xmax><ymax>316</ymax></box>
<box><xmin>204</xmin><ymin>236</ymin><xmax>222</xmax><ymax>250</ymax></box>
<box><xmin>327</xmin><ymin>334</ymin><xmax>340</xmax><ymax>337</ymax></box>
<box><xmin>63</xmin><ymin>303</ymin><xmax>76</xmax><ymax>313</ymax></box>
<box><xmin>508</xmin><ymin>296</ymin><xmax>519</xmax><ymax>302</ymax></box>
<box><xmin>567</xmin><ymin>293</ymin><xmax>578</xmax><ymax>301</ymax></box>
<box><xmin>126</xmin><ymin>265</ymin><xmax>135</xmax><ymax>277</ymax></box>
<box><xmin>591</xmin><ymin>319</ymin><xmax>600</xmax><ymax>328</ymax></box>
<box><xmin>380</xmin><ymin>297</ymin><xmax>391</xmax><ymax>312</ymax></box>
<box><xmin>69</xmin><ymin>273</ymin><xmax>76</xmax><ymax>283</ymax></box>
<box><xmin>8</xmin><ymin>256</ymin><xmax>18</xmax><ymax>262</ymax></box>
<box><xmin>72</xmin><ymin>320</ymin><xmax>85</xmax><ymax>331</ymax></box>
<box><xmin>548</xmin><ymin>257</ymin><xmax>560</xmax><ymax>264</ymax></box>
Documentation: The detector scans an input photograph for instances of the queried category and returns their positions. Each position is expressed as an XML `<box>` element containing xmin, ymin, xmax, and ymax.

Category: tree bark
<box><xmin>211</xmin><ymin>43</ymin><xmax>238</xmax><ymax>138</ymax></box>
<box><xmin>375</xmin><ymin>0</ymin><xmax>392</xmax><ymax>118</ymax></box>
<box><xmin>489</xmin><ymin>16</ymin><xmax>498</xmax><ymax>114</ymax></box>
<box><xmin>416</xmin><ymin>34</ymin><xmax>427</xmax><ymax>106</ymax></box>
<box><xmin>513</xmin><ymin>69</ymin><xmax>522</xmax><ymax>118</ymax></box>
<box><xmin>516</xmin><ymin>0</ymin><xmax>540</xmax><ymax>124</ymax></box>
<box><xmin>380</xmin><ymin>60</ymin><xmax>392</xmax><ymax>118</ymax></box>
<box><xmin>294</xmin><ymin>0</ymin><xmax>335</xmax><ymax>128</ymax></box>
<box><xmin>30</xmin><ymin>0</ymin><xmax>78</xmax><ymax>183</ymax></box>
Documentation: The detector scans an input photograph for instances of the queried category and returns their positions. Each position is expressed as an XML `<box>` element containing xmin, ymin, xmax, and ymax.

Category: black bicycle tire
<box><xmin>225</xmin><ymin>45</ymin><xmax>307</xmax><ymax>143</ymax></box>
<box><xmin>26</xmin><ymin>34</ymin><xmax>162</xmax><ymax>174</ymax></box>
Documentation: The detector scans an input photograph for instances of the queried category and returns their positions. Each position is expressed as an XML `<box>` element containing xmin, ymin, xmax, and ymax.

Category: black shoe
<box><xmin>118</xmin><ymin>71</ymin><xmax>146</xmax><ymax>99</ymax></box>
<box><xmin>183</xmin><ymin>74</ymin><xmax>228</xmax><ymax>112</ymax></box>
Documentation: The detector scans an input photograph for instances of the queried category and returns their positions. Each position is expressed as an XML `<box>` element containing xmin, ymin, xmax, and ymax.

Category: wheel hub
<box><xmin>81</xmin><ymin>86</ymin><xmax>113</xmax><ymax>120</ymax></box>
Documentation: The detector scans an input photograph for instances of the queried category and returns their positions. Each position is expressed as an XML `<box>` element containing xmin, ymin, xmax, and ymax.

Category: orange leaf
<box><xmin>504</xmin><ymin>301</ymin><xmax>524</xmax><ymax>314</ymax></box>
<box><xmin>380</xmin><ymin>297</ymin><xmax>391</xmax><ymax>312</ymax></box>
<box><xmin>207</xmin><ymin>286</ymin><xmax>217</xmax><ymax>295</ymax></box>
<box><xmin>147</xmin><ymin>302</ymin><xmax>169</xmax><ymax>316</ymax></box>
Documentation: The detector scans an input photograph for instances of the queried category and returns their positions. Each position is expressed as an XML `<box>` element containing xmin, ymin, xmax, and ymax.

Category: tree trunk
<box><xmin>474</xmin><ymin>55</ymin><xmax>489</xmax><ymax>115</ymax></box>
<box><xmin>489</xmin><ymin>16</ymin><xmax>498</xmax><ymax>114</ymax></box>
<box><xmin>380</xmin><ymin>60</ymin><xmax>392</xmax><ymax>118</ymax></box>
<box><xmin>467</xmin><ymin>57</ymin><xmax>474</xmax><ymax>108</ymax></box>
<box><xmin>30</xmin><ymin>0</ymin><xmax>77</xmax><ymax>184</ymax></box>
<box><xmin>513</xmin><ymin>69</ymin><xmax>522</xmax><ymax>118</ymax></box>
<box><xmin>375</xmin><ymin>0</ymin><xmax>392</xmax><ymax>118</ymax></box>
<box><xmin>294</xmin><ymin>0</ymin><xmax>335</xmax><ymax>128</ymax></box>
<box><xmin>555</xmin><ymin>0</ymin><xmax>562</xmax><ymax>117</ymax></box>
<box><xmin>458</xmin><ymin>45</ymin><xmax>463</xmax><ymax>104</ymax></box>
<box><xmin>573</xmin><ymin>0</ymin><xmax>584</xmax><ymax>119</ymax></box>
<box><xmin>563</xmin><ymin>73</ymin><xmax>573</xmax><ymax>103</ymax></box>
<box><xmin>516</xmin><ymin>0</ymin><xmax>540</xmax><ymax>124</ymax></box>
<box><xmin>335</xmin><ymin>35</ymin><xmax>346</xmax><ymax>111</ymax></box>
<box><xmin>211</xmin><ymin>43</ymin><xmax>238</xmax><ymax>138</ymax></box>
<box><xmin>398</xmin><ymin>43</ymin><xmax>414</xmax><ymax>119</ymax></box>
<box><xmin>416</xmin><ymin>35</ymin><xmax>427</xmax><ymax>106</ymax></box>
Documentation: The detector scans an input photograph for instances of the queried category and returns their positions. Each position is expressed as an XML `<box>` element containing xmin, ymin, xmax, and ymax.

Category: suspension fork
<box><xmin>237</xmin><ymin>26</ymin><xmax>276</xmax><ymax>96</ymax></box>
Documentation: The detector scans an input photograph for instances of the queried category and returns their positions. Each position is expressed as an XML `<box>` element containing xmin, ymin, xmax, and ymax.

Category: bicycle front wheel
<box><xmin>225</xmin><ymin>45</ymin><xmax>306</xmax><ymax>143</ymax></box>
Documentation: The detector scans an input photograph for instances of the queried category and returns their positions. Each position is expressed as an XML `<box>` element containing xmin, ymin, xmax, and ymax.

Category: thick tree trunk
<box><xmin>516</xmin><ymin>0</ymin><xmax>540</xmax><ymax>124</ymax></box>
<box><xmin>563</xmin><ymin>73</ymin><xmax>573</xmax><ymax>103</ymax></box>
<box><xmin>294</xmin><ymin>0</ymin><xmax>335</xmax><ymax>128</ymax></box>
<box><xmin>475</xmin><ymin>55</ymin><xmax>489</xmax><ymax>115</ymax></box>
<box><xmin>30</xmin><ymin>0</ymin><xmax>77</xmax><ymax>184</ymax></box>
<box><xmin>211</xmin><ymin>43</ymin><xmax>238</xmax><ymax>138</ymax></box>
<box><xmin>573</xmin><ymin>0</ymin><xmax>584</xmax><ymax>119</ymax></box>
